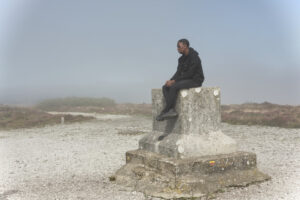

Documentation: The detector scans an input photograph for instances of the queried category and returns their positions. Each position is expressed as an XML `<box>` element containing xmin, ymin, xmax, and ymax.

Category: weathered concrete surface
<box><xmin>139</xmin><ymin>87</ymin><xmax>237</xmax><ymax>158</ymax></box>
<box><xmin>115</xmin><ymin>149</ymin><xmax>271</xmax><ymax>199</ymax></box>
<box><xmin>152</xmin><ymin>87</ymin><xmax>221</xmax><ymax>134</ymax></box>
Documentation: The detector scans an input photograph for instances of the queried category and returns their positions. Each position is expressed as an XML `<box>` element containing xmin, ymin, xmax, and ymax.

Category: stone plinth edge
<box><xmin>114</xmin><ymin>149</ymin><xmax>271</xmax><ymax>199</ymax></box>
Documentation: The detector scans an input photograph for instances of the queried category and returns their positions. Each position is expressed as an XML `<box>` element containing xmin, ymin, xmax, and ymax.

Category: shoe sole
<box><xmin>162</xmin><ymin>114</ymin><xmax>178</xmax><ymax>119</ymax></box>
<box><xmin>156</xmin><ymin>116</ymin><xmax>165</xmax><ymax>121</ymax></box>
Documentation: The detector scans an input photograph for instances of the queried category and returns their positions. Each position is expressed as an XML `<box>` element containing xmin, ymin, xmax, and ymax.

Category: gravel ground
<box><xmin>0</xmin><ymin>113</ymin><xmax>299</xmax><ymax>200</ymax></box>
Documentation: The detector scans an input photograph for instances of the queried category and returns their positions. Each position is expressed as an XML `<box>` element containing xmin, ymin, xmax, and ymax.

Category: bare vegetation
<box><xmin>36</xmin><ymin>97</ymin><xmax>152</xmax><ymax>117</ymax></box>
<box><xmin>0</xmin><ymin>105</ymin><xmax>94</xmax><ymax>130</ymax></box>
<box><xmin>37</xmin><ymin>97</ymin><xmax>299</xmax><ymax>129</ymax></box>
<box><xmin>221</xmin><ymin>102</ymin><xmax>300</xmax><ymax>128</ymax></box>
<box><xmin>4</xmin><ymin>97</ymin><xmax>299</xmax><ymax>129</ymax></box>
<box><xmin>36</xmin><ymin>97</ymin><xmax>116</xmax><ymax>111</ymax></box>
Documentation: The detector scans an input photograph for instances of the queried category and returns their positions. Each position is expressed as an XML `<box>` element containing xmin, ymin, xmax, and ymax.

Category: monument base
<box><xmin>115</xmin><ymin>149</ymin><xmax>270</xmax><ymax>199</ymax></box>
<box><xmin>139</xmin><ymin>131</ymin><xmax>237</xmax><ymax>159</ymax></box>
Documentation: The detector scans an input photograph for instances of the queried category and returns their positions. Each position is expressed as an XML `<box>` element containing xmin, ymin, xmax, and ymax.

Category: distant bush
<box><xmin>36</xmin><ymin>97</ymin><xmax>116</xmax><ymax>111</ymax></box>
<box><xmin>0</xmin><ymin>105</ymin><xmax>94</xmax><ymax>130</ymax></box>
<box><xmin>221</xmin><ymin>102</ymin><xmax>300</xmax><ymax>128</ymax></box>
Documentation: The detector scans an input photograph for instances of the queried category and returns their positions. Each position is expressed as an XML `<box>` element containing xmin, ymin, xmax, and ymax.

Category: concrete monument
<box><xmin>114</xmin><ymin>87</ymin><xmax>270</xmax><ymax>199</ymax></box>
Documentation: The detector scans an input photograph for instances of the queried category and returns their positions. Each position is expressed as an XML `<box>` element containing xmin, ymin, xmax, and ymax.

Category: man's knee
<box><xmin>171</xmin><ymin>81</ymin><xmax>182</xmax><ymax>90</ymax></box>
<box><xmin>162</xmin><ymin>85</ymin><xmax>168</xmax><ymax>91</ymax></box>
<box><xmin>173</xmin><ymin>80</ymin><xmax>198</xmax><ymax>90</ymax></box>
<box><xmin>164</xmin><ymin>81</ymin><xmax>183</xmax><ymax>91</ymax></box>
<box><xmin>169</xmin><ymin>84</ymin><xmax>179</xmax><ymax>92</ymax></box>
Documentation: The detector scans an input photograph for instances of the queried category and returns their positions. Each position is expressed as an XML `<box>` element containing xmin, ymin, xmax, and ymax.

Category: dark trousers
<box><xmin>162</xmin><ymin>79</ymin><xmax>202</xmax><ymax>112</ymax></box>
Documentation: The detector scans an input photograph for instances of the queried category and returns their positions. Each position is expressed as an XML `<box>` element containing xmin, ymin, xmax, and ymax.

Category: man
<box><xmin>156</xmin><ymin>39</ymin><xmax>205</xmax><ymax>121</ymax></box>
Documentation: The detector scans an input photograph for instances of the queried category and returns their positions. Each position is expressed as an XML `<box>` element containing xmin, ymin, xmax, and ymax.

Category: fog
<box><xmin>1</xmin><ymin>0</ymin><xmax>299</xmax><ymax>105</ymax></box>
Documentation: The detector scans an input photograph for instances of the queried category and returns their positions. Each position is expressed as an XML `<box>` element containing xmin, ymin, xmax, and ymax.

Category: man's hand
<box><xmin>165</xmin><ymin>80</ymin><xmax>175</xmax><ymax>87</ymax></box>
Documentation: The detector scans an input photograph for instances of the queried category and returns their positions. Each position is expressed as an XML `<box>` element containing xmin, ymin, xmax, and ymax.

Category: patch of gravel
<box><xmin>48</xmin><ymin>112</ymin><xmax>130</xmax><ymax>120</ymax></box>
<box><xmin>0</xmin><ymin>112</ymin><xmax>299</xmax><ymax>199</ymax></box>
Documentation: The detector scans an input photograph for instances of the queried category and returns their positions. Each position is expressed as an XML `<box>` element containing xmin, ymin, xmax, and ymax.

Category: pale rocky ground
<box><xmin>0</xmin><ymin>112</ymin><xmax>299</xmax><ymax>200</ymax></box>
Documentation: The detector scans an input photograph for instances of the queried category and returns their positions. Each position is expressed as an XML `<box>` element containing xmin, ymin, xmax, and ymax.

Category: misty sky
<box><xmin>0</xmin><ymin>0</ymin><xmax>299</xmax><ymax>105</ymax></box>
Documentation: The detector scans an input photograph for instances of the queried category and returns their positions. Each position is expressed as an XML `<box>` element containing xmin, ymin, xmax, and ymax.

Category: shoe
<box><xmin>156</xmin><ymin>111</ymin><xmax>166</xmax><ymax>121</ymax></box>
<box><xmin>161</xmin><ymin>108</ymin><xmax>178</xmax><ymax>119</ymax></box>
<box><xmin>158</xmin><ymin>135</ymin><xmax>166</xmax><ymax>141</ymax></box>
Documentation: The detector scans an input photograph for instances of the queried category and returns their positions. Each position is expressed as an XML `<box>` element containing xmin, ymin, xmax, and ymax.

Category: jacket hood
<box><xmin>188</xmin><ymin>47</ymin><xmax>198</xmax><ymax>56</ymax></box>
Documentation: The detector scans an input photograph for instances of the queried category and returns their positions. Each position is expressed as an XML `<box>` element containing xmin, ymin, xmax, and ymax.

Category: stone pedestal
<box><xmin>114</xmin><ymin>87</ymin><xmax>270</xmax><ymax>199</ymax></box>
<box><xmin>140</xmin><ymin>87</ymin><xmax>237</xmax><ymax>158</ymax></box>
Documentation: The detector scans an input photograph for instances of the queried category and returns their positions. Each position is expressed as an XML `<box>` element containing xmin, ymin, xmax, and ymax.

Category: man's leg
<box><xmin>165</xmin><ymin>79</ymin><xmax>201</xmax><ymax>111</ymax></box>
<box><xmin>157</xmin><ymin>80</ymin><xmax>201</xmax><ymax>121</ymax></box>
<box><xmin>156</xmin><ymin>84</ymin><xmax>175</xmax><ymax>121</ymax></box>
<box><xmin>162</xmin><ymin>85</ymin><xmax>171</xmax><ymax>113</ymax></box>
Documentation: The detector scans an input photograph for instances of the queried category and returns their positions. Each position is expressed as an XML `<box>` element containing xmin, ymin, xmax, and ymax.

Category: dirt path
<box><xmin>0</xmin><ymin>113</ymin><xmax>299</xmax><ymax>200</ymax></box>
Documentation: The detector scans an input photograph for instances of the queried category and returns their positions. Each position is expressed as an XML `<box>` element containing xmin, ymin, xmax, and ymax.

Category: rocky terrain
<box><xmin>0</xmin><ymin>112</ymin><xmax>299</xmax><ymax>199</ymax></box>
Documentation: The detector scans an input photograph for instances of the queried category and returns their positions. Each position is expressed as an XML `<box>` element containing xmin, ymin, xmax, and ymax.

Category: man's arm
<box><xmin>170</xmin><ymin>65</ymin><xmax>180</xmax><ymax>81</ymax></box>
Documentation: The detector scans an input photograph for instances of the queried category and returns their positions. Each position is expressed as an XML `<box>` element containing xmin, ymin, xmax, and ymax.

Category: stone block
<box><xmin>139</xmin><ymin>87</ymin><xmax>237</xmax><ymax>158</ymax></box>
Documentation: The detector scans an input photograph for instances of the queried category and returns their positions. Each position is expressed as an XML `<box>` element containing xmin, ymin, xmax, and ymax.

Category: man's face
<box><xmin>177</xmin><ymin>42</ymin><xmax>187</xmax><ymax>54</ymax></box>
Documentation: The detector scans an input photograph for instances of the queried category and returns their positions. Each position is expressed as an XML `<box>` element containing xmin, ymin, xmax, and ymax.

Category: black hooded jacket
<box><xmin>170</xmin><ymin>47</ymin><xmax>204</xmax><ymax>84</ymax></box>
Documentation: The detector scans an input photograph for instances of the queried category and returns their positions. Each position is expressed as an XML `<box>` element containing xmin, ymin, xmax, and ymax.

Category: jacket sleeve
<box><xmin>175</xmin><ymin>57</ymin><xmax>199</xmax><ymax>81</ymax></box>
<box><xmin>170</xmin><ymin>65</ymin><xmax>181</xmax><ymax>81</ymax></box>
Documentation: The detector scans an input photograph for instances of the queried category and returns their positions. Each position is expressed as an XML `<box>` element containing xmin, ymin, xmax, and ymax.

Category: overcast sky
<box><xmin>0</xmin><ymin>0</ymin><xmax>299</xmax><ymax>105</ymax></box>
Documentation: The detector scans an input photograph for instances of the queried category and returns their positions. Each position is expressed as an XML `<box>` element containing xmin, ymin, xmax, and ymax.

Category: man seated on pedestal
<box><xmin>156</xmin><ymin>39</ymin><xmax>205</xmax><ymax>121</ymax></box>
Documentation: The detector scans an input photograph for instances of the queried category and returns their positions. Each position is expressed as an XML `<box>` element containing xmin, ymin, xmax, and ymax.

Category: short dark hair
<box><xmin>178</xmin><ymin>39</ymin><xmax>189</xmax><ymax>47</ymax></box>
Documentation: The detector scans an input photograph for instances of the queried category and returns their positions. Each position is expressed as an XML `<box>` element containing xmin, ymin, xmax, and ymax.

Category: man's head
<box><xmin>177</xmin><ymin>39</ymin><xmax>189</xmax><ymax>55</ymax></box>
